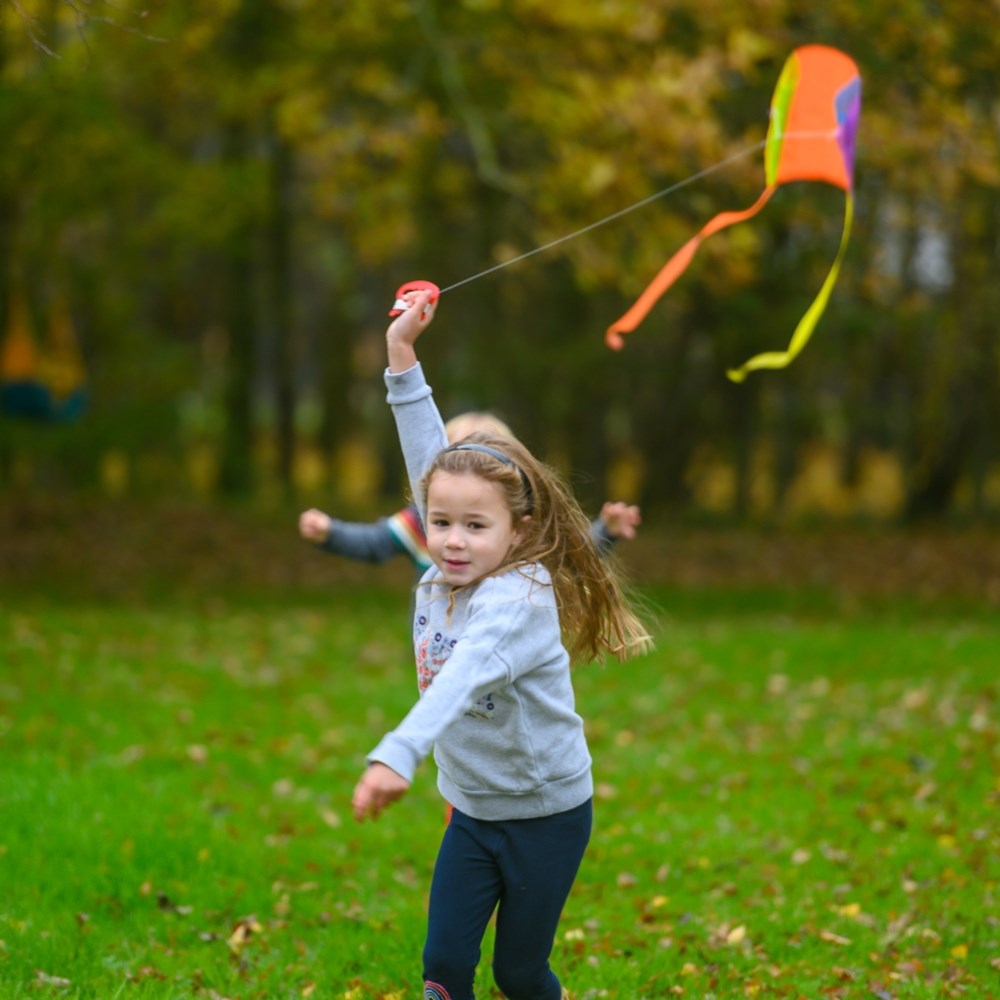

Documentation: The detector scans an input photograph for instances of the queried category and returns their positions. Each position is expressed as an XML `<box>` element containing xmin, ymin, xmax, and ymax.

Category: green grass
<box><xmin>1</xmin><ymin>587</ymin><xmax>997</xmax><ymax>999</ymax></box>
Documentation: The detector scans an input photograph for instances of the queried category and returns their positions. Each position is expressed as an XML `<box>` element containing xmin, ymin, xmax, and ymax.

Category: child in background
<box><xmin>299</xmin><ymin>416</ymin><xmax>641</xmax><ymax>574</ymax></box>
<box><xmin>352</xmin><ymin>287</ymin><xmax>652</xmax><ymax>1000</ymax></box>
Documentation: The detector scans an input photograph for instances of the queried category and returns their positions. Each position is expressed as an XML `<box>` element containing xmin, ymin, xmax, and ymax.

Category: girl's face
<box><xmin>425</xmin><ymin>470</ymin><xmax>525</xmax><ymax>586</ymax></box>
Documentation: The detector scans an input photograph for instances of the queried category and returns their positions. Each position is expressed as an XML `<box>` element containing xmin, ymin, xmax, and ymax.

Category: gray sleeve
<box><xmin>588</xmin><ymin>518</ymin><xmax>617</xmax><ymax>557</ymax></box>
<box><xmin>384</xmin><ymin>364</ymin><xmax>448</xmax><ymax>524</ymax></box>
<box><xmin>320</xmin><ymin>517</ymin><xmax>402</xmax><ymax>564</ymax></box>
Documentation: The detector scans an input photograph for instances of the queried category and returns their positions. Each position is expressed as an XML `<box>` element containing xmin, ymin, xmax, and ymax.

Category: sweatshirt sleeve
<box><xmin>320</xmin><ymin>516</ymin><xmax>406</xmax><ymax>564</ymax></box>
<box><xmin>588</xmin><ymin>517</ymin><xmax>617</xmax><ymax>556</ymax></box>
<box><xmin>367</xmin><ymin>572</ymin><xmax>563</xmax><ymax>781</ymax></box>
<box><xmin>384</xmin><ymin>364</ymin><xmax>448</xmax><ymax>525</ymax></box>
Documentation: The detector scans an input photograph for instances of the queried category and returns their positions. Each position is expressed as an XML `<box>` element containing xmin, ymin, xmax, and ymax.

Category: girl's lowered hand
<box><xmin>352</xmin><ymin>762</ymin><xmax>411</xmax><ymax>822</ymax></box>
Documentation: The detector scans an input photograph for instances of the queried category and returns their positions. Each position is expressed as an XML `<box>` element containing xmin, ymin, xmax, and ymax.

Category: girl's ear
<box><xmin>514</xmin><ymin>514</ymin><xmax>532</xmax><ymax>542</ymax></box>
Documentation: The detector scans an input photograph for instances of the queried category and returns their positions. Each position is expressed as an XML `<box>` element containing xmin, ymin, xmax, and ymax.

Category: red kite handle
<box><xmin>389</xmin><ymin>280</ymin><xmax>440</xmax><ymax>317</ymax></box>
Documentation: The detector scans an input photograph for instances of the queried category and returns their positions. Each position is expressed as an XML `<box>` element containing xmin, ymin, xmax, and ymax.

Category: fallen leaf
<box><xmin>727</xmin><ymin>924</ymin><xmax>747</xmax><ymax>945</ymax></box>
<box><xmin>227</xmin><ymin>916</ymin><xmax>263</xmax><ymax>954</ymax></box>
<box><xmin>34</xmin><ymin>970</ymin><xmax>71</xmax><ymax>988</ymax></box>
<box><xmin>319</xmin><ymin>808</ymin><xmax>342</xmax><ymax>828</ymax></box>
<box><xmin>128</xmin><ymin>966</ymin><xmax>167</xmax><ymax>982</ymax></box>
<box><xmin>819</xmin><ymin>929</ymin><xmax>852</xmax><ymax>945</ymax></box>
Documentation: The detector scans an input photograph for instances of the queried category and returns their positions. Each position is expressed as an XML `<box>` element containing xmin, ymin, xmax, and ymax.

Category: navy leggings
<box><xmin>422</xmin><ymin>798</ymin><xmax>592</xmax><ymax>1000</ymax></box>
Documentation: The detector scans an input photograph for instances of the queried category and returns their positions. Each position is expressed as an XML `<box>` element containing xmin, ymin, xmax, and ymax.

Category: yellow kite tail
<box><xmin>726</xmin><ymin>192</ymin><xmax>853</xmax><ymax>382</ymax></box>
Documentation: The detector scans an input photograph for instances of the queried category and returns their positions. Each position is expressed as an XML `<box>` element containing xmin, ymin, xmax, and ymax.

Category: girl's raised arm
<box><xmin>386</xmin><ymin>288</ymin><xmax>436</xmax><ymax>373</ymax></box>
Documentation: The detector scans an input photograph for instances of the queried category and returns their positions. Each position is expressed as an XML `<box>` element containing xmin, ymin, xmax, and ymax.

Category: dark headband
<box><xmin>442</xmin><ymin>442</ymin><xmax>534</xmax><ymax>513</ymax></box>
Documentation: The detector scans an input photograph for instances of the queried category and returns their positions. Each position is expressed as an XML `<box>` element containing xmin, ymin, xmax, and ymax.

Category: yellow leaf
<box><xmin>35</xmin><ymin>972</ymin><xmax>72</xmax><ymax>988</ymax></box>
<box><xmin>680</xmin><ymin>963</ymin><xmax>698</xmax><ymax>976</ymax></box>
<box><xmin>727</xmin><ymin>924</ymin><xmax>747</xmax><ymax>945</ymax></box>
<box><xmin>837</xmin><ymin>902</ymin><xmax>861</xmax><ymax>918</ymax></box>
<box><xmin>319</xmin><ymin>808</ymin><xmax>342</xmax><ymax>829</ymax></box>
<box><xmin>819</xmin><ymin>929</ymin><xmax>851</xmax><ymax>945</ymax></box>
<box><xmin>227</xmin><ymin>917</ymin><xmax>263</xmax><ymax>954</ymax></box>
<box><xmin>950</xmin><ymin>944</ymin><xmax>968</xmax><ymax>960</ymax></box>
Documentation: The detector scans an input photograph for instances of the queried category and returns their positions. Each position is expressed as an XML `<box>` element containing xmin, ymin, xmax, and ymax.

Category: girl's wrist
<box><xmin>386</xmin><ymin>336</ymin><xmax>418</xmax><ymax>373</ymax></box>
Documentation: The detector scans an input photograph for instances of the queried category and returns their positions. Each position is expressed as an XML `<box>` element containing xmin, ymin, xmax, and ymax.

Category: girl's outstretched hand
<box><xmin>298</xmin><ymin>507</ymin><xmax>332</xmax><ymax>542</ymax></box>
<box><xmin>352</xmin><ymin>762</ymin><xmax>411</xmax><ymax>822</ymax></box>
<box><xmin>599</xmin><ymin>501</ymin><xmax>642</xmax><ymax>540</ymax></box>
<box><xmin>386</xmin><ymin>289</ymin><xmax>436</xmax><ymax>373</ymax></box>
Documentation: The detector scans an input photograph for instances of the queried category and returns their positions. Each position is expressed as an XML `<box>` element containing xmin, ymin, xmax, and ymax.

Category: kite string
<box><xmin>438</xmin><ymin>128</ymin><xmax>839</xmax><ymax>296</ymax></box>
<box><xmin>438</xmin><ymin>140</ymin><xmax>766</xmax><ymax>295</ymax></box>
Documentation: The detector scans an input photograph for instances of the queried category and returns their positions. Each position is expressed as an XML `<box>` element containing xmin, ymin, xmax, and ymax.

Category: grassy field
<box><xmin>1</xmin><ymin>502</ymin><xmax>998</xmax><ymax>998</ymax></box>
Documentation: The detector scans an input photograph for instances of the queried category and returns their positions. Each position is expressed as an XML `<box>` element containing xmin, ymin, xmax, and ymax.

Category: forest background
<box><xmin>1</xmin><ymin>0</ymin><xmax>998</xmax><ymax>543</ymax></box>
<box><xmin>2</xmin><ymin>9</ymin><xmax>998</xmax><ymax>998</ymax></box>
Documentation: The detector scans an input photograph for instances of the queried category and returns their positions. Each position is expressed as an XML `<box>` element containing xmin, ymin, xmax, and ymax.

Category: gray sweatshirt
<box><xmin>367</xmin><ymin>363</ymin><xmax>593</xmax><ymax>821</ymax></box>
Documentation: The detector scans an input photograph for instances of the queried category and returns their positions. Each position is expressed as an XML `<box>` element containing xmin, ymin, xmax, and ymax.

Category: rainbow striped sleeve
<box><xmin>387</xmin><ymin>505</ymin><xmax>433</xmax><ymax>571</ymax></box>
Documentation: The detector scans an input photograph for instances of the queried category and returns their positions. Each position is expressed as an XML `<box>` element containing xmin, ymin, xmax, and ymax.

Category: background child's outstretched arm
<box><xmin>299</xmin><ymin>507</ymin><xmax>420</xmax><ymax>564</ymax></box>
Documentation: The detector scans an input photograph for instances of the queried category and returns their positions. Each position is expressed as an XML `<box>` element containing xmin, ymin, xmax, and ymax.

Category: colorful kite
<box><xmin>606</xmin><ymin>44</ymin><xmax>862</xmax><ymax>382</ymax></box>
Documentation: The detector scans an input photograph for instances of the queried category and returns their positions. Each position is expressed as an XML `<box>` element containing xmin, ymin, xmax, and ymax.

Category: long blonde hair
<box><xmin>419</xmin><ymin>432</ymin><xmax>652</xmax><ymax>664</ymax></box>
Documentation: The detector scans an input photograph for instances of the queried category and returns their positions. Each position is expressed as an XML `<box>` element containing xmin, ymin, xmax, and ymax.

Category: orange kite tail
<box><xmin>605</xmin><ymin>186</ymin><xmax>776</xmax><ymax>350</ymax></box>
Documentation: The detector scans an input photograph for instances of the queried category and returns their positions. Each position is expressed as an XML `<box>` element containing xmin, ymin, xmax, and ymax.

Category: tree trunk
<box><xmin>269</xmin><ymin>131</ymin><xmax>295</xmax><ymax>497</ymax></box>
<box><xmin>217</xmin><ymin>124</ymin><xmax>256</xmax><ymax>498</ymax></box>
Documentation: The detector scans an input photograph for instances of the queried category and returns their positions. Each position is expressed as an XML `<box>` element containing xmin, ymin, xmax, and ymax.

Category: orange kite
<box><xmin>606</xmin><ymin>44</ymin><xmax>862</xmax><ymax>382</ymax></box>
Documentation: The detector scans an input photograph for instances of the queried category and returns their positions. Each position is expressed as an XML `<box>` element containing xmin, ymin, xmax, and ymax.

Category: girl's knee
<box><xmin>493</xmin><ymin>959</ymin><xmax>556</xmax><ymax>1000</ymax></box>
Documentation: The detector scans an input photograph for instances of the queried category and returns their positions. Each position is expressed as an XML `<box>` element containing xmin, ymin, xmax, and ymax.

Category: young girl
<box><xmin>352</xmin><ymin>287</ymin><xmax>651</xmax><ymax>1000</ymax></box>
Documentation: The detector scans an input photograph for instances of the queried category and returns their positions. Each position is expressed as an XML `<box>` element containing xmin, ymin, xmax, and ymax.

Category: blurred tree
<box><xmin>0</xmin><ymin>0</ymin><xmax>998</xmax><ymax>522</ymax></box>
